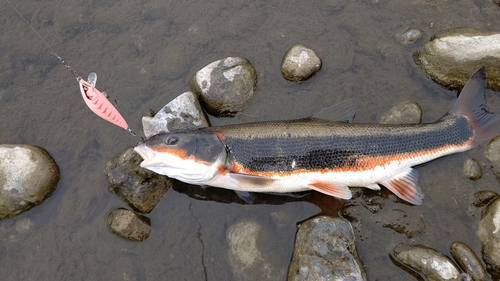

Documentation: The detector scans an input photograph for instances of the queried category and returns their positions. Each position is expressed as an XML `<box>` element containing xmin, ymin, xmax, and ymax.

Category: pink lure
<box><xmin>77</xmin><ymin>73</ymin><xmax>130</xmax><ymax>130</ymax></box>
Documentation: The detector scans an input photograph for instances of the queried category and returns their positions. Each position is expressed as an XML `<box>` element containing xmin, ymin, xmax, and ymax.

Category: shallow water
<box><xmin>1</xmin><ymin>0</ymin><xmax>500</xmax><ymax>280</ymax></box>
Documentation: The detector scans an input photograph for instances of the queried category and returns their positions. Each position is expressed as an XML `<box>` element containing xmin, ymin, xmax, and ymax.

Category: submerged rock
<box><xmin>473</xmin><ymin>190</ymin><xmax>498</xmax><ymax>207</ymax></box>
<box><xmin>463</xmin><ymin>159</ymin><xmax>483</xmax><ymax>180</ymax></box>
<box><xmin>485</xmin><ymin>136</ymin><xmax>500</xmax><ymax>180</ymax></box>
<box><xmin>191</xmin><ymin>57</ymin><xmax>257</xmax><ymax>117</ymax></box>
<box><xmin>142</xmin><ymin>91</ymin><xmax>209</xmax><ymax>138</ymax></box>
<box><xmin>399</xmin><ymin>27</ymin><xmax>424</xmax><ymax>45</ymax></box>
<box><xmin>281</xmin><ymin>44</ymin><xmax>322</xmax><ymax>82</ymax></box>
<box><xmin>379</xmin><ymin>101</ymin><xmax>422</xmax><ymax>124</ymax></box>
<box><xmin>288</xmin><ymin>216</ymin><xmax>367</xmax><ymax>281</ymax></box>
<box><xmin>105</xmin><ymin>148</ymin><xmax>171</xmax><ymax>214</ymax></box>
<box><xmin>0</xmin><ymin>145</ymin><xmax>59</xmax><ymax>220</ymax></box>
<box><xmin>226</xmin><ymin>220</ymin><xmax>275</xmax><ymax>281</ymax></box>
<box><xmin>478</xmin><ymin>197</ymin><xmax>500</xmax><ymax>279</ymax></box>
<box><xmin>107</xmin><ymin>208</ymin><xmax>151</xmax><ymax>242</ymax></box>
<box><xmin>391</xmin><ymin>243</ymin><xmax>461</xmax><ymax>281</ymax></box>
<box><xmin>450</xmin><ymin>241</ymin><xmax>488</xmax><ymax>281</ymax></box>
<box><xmin>413</xmin><ymin>27</ymin><xmax>500</xmax><ymax>91</ymax></box>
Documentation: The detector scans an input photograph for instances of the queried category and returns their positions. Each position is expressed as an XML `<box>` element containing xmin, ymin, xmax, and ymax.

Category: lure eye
<box><xmin>166</xmin><ymin>136</ymin><xmax>179</xmax><ymax>145</ymax></box>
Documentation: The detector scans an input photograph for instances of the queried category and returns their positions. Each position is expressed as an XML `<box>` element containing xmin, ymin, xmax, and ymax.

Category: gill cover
<box><xmin>134</xmin><ymin>131</ymin><xmax>227</xmax><ymax>183</ymax></box>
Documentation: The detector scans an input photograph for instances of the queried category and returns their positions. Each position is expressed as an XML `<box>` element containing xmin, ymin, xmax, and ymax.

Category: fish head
<box><xmin>134</xmin><ymin>131</ymin><xmax>227</xmax><ymax>184</ymax></box>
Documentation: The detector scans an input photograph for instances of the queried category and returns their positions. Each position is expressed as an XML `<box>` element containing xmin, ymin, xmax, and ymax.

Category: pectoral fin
<box><xmin>234</xmin><ymin>191</ymin><xmax>256</xmax><ymax>204</ymax></box>
<box><xmin>308</xmin><ymin>181</ymin><xmax>352</xmax><ymax>199</ymax></box>
<box><xmin>380</xmin><ymin>168</ymin><xmax>423</xmax><ymax>205</ymax></box>
<box><xmin>228</xmin><ymin>173</ymin><xmax>277</xmax><ymax>186</ymax></box>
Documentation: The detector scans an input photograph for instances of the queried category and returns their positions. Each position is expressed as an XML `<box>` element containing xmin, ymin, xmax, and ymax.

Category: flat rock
<box><xmin>142</xmin><ymin>91</ymin><xmax>209</xmax><ymax>138</ymax></box>
<box><xmin>478</xmin><ymin>197</ymin><xmax>500</xmax><ymax>279</ymax></box>
<box><xmin>105</xmin><ymin>148</ymin><xmax>171</xmax><ymax>214</ymax></box>
<box><xmin>391</xmin><ymin>243</ymin><xmax>461</xmax><ymax>281</ymax></box>
<box><xmin>191</xmin><ymin>57</ymin><xmax>257</xmax><ymax>117</ymax></box>
<box><xmin>227</xmin><ymin>220</ymin><xmax>275</xmax><ymax>281</ymax></box>
<box><xmin>281</xmin><ymin>44</ymin><xmax>322</xmax><ymax>82</ymax></box>
<box><xmin>288</xmin><ymin>216</ymin><xmax>367</xmax><ymax>281</ymax></box>
<box><xmin>0</xmin><ymin>145</ymin><xmax>59</xmax><ymax>220</ymax></box>
<box><xmin>107</xmin><ymin>208</ymin><xmax>151</xmax><ymax>242</ymax></box>
<box><xmin>413</xmin><ymin>27</ymin><xmax>500</xmax><ymax>91</ymax></box>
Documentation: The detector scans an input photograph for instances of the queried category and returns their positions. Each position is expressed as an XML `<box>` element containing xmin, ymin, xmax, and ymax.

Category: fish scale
<box><xmin>214</xmin><ymin>115</ymin><xmax>474</xmax><ymax>173</ymax></box>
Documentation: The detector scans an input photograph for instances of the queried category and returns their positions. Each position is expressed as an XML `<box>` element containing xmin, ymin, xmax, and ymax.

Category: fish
<box><xmin>134</xmin><ymin>67</ymin><xmax>500</xmax><ymax>205</ymax></box>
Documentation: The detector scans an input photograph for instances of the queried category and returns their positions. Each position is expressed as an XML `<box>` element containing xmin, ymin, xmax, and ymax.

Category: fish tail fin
<box><xmin>449</xmin><ymin>67</ymin><xmax>500</xmax><ymax>146</ymax></box>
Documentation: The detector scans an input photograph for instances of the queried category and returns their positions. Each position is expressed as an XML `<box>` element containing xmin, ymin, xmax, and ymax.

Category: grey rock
<box><xmin>399</xmin><ymin>27</ymin><xmax>424</xmax><ymax>45</ymax></box>
<box><xmin>107</xmin><ymin>208</ymin><xmax>151</xmax><ymax>242</ymax></box>
<box><xmin>142</xmin><ymin>91</ymin><xmax>209</xmax><ymax>138</ymax></box>
<box><xmin>450</xmin><ymin>241</ymin><xmax>488</xmax><ymax>281</ymax></box>
<box><xmin>380</xmin><ymin>101</ymin><xmax>422</xmax><ymax>124</ymax></box>
<box><xmin>288</xmin><ymin>216</ymin><xmax>367</xmax><ymax>281</ymax></box>
<box><xmin>105</xmin><ymin>148</ymin><xmax>171</xmax><ymax>214</ymax></box>
<box><xmin>191</xmin><ymin>57</ymin><xmax>257</xmax><ymax>117</ymax></box>
<box><xmin>473</xmin><ymin>190</ymin><xmax>498</xmax><ymax>207</ymax></box>
<box><xmin>413</xmin><ymin>27</ymin><xmax>500</xmax><ymax>91</ymax></box>
<box><xmin>463</xmin><ymin>159</ymin><xmax>483</xmax><ymax>180</ymax></box>
<box><xmin>391</xmin><ymin>244</ymin><xmax>461</xmax><ymax>281</ymax></box>
<box><xmin>0</xmin><ymin>145</ymin><xmax>59</xmax><ymax>220</ymax></box>
<box><xmin>478</xmin><ymin>197</ymin><xmax>500</xmax><ymax>279</ymax></box>
<box><xmin>227</xmin><ymin>220</ymin><xmax>275</xmax><ymax>281</ymax></box>
<box><xmin>281</xmin><ymin>44</ymin><xmax>322</xmax><ymax>82</ymax></box>
<box><xmin>485</xmin><ymin>136</ymin><xmax>500</xmax><ymax>180</ymax></box>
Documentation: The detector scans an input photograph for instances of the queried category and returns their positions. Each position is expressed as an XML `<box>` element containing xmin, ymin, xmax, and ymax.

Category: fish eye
<box><xmin>166</xmin><ymin>136</ymin><xmax>179</xmax><ymax>145</ymax></box>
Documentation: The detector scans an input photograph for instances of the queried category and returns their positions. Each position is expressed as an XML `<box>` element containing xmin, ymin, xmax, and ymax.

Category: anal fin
<box><xmin>380</xmin><ymin>168</ymin><xmax>423</xmax><ymax>205</ymax></box>
<box><xmin>308</xmin><ymin>181</ymin><xmax>352</xmax><ymax>199</ymax></box>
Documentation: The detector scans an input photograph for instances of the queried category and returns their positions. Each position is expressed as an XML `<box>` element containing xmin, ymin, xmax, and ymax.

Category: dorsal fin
<box><xmin>312</xmin><ymin>99</ymin><xmax>358</xmax><ymax>122</ymax></box>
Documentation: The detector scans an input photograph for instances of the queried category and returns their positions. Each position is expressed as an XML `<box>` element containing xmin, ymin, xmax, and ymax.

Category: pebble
<box><xmin>463</xmin><ymin>159</ymin><xmax>483</xmax><ymax>180</ymax></box>
<box><xmin>142</xmin><ymin>91</ymin><xmax>209</xmax><ymax>138</ymax></box>
<box><xmin>391</xmin><ymin>243</ymin><xmax>461</xmax><ymax>281</ymax></box>
<box><xmin>105</xmin><ymin>148</ymin><xmax>172</xmax><ymax>214</ymax></box>
<box><xmin>450</xmin><ymin>241</ymin><xmax>488</xmax><ymax>281</ymax></box>
<box><xmin>485</xmin><ymin>136</ymin><xmax>500</xmax><ymax>180</ymax></box>
<box><xmin>281</xmin><ymin>44</ymin><xmax>322</xmax><ymax>82</ymax></box>
<box><xmin>477</xmin><ymin>197</ymin><xmax>500</xmax><ymax>279</ymax></box>
<box><xmin>107</xmin><ymin>208</ymin><xmax>151</xmax><ymax>242</ymax></box>
<box><xmin>288</xmin><ymin>216</ymin><xmax>367</xmax><ymax>281</ymax></box>
<box><xmin>0</xmin><ymin>145</ymin><xmax>59</xmax><ymax>220</ymax></box>
<box><xmin>379</xmin><ymin>101</ymin><xmax>422</xmax><ymax>124</ymax></box>
<box><xmin>413</xmin><ymin>27</ymin><xmax>500</xmax><ymax>91</ymax></box>
<box><xmin>399</xmin><ymin>27</ymin><xmax>425</xmax><ymax>44</ymax></box>
<box><xmin>191</xmin><ymin>57</ymin><xmax>257</xmax><ymax>117</ymax></box>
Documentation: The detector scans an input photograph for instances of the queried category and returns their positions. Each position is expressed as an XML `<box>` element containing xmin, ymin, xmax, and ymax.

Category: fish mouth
<box><xmin>134</xmin><ymin>144</ymin><xmax>165</xmax><ymax>168</ymax></box>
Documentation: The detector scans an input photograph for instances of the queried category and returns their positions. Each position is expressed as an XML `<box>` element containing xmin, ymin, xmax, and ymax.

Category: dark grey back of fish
<box><xmin>205</xmin><ymin>116</ymin><xmax>474</xmax><ymax>172</ymax></box>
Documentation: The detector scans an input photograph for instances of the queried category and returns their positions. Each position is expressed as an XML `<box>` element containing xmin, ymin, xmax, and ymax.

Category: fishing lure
<box><xmin>78</xmin><ymin>72</ymin><xmax>135</xmax><ymax>135</ymax></box>
<box><xmin>7</xmin><ymin>0</ymin><xmax>136</xmax><ymax>136</ymax></box>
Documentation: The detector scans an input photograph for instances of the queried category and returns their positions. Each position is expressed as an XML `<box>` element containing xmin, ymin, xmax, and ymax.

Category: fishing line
<box><xmin>6</xmin><ymin>0</ymin><xmax>139</xmax><ymax>137</ymax></box>
<box><xmin>6</xmin><ymin>0</ymin><xmax>80</xmax><ymax>80</ymax></box>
